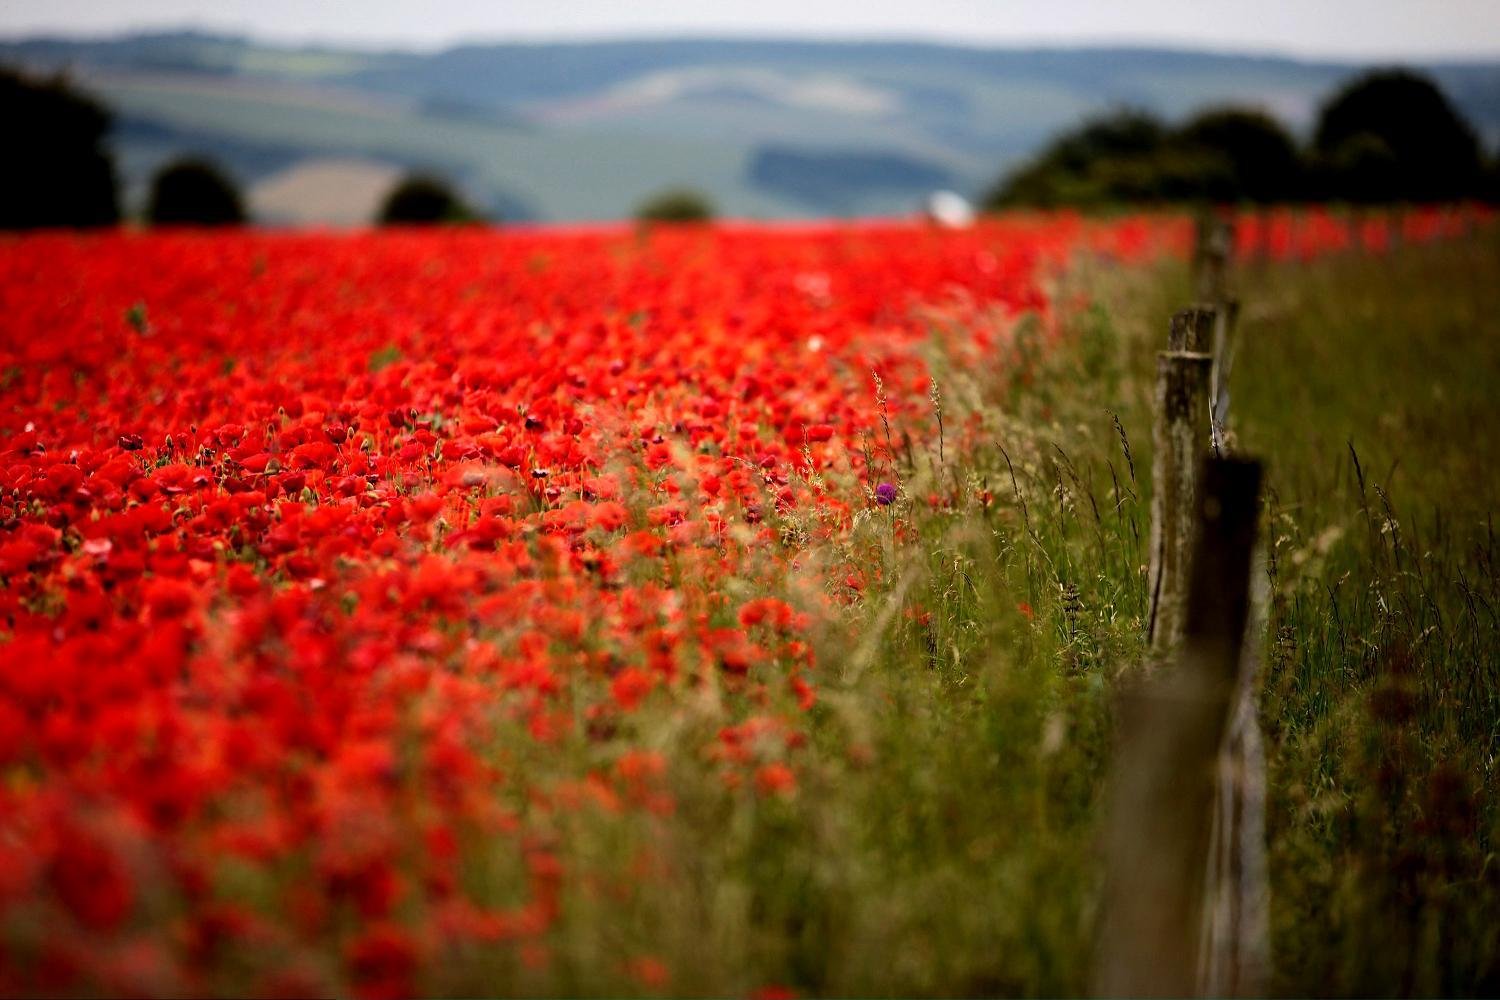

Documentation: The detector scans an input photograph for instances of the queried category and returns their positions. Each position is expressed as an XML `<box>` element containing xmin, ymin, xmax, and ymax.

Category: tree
<box><xmin>1313</xmin><ymin>69</ymin><xmax>1482</xmax><ymax>201</ymax></box>
<box><xmin>146</xmin><ymin>157</ymin><xmax>246</xmax><ymax>226</ymax></box>
<box><xmin>1177</xmin><ymin>108</ymin><xmax>1305</xmax><ymax>203</ymax></box>
<box><xmin>980</xmin><ymin>109</ymin><xmax>1245</xmax><ymax>208</ymax></box>
<box><xmin>984</xmin><ymin>110</ymin><xmax>1167</xmax><ymax>208</ymax></box>
<box><xmin>376</xmin><ymin>174</ymin><xmax>478</xmax><ymax>225</ymax></box>
<box><xmin>634</xmin><ymin>188</ymin><xmax>715</xmax><ymax>223</ymax></box>
<box><xmin>1482</xmin><ymin>153</ymin><xmax>1500</xmax><ymax>204</ymax></box>
<box><xmin>1316</xmin><ymin>133</ymin><xmax>1400</xmax><ymax>205</ymax></box>
<box><xmin>0</xmin><ymin>68</ymin><xmax>119</xmax><ymax>229</ymax></box>
<box><xmin>987</xmin><ymin>105</ymin><xmax>1311</xmax><ymax>210</ymax></box>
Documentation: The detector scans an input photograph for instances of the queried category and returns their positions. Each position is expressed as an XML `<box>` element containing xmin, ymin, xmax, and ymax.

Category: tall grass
<box><xmin>1227</xmin><ymin>236</ymin><xmax>1500</xmax><ymax>995</ymax></box>
<box><xmin>466</xmin><ymin>232</ymin><xmax>1500</xmax><ymax>996</ymax></box>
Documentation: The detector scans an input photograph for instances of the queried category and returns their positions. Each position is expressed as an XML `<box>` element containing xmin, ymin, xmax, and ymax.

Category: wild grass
<box><xmin>479</xmin><ymin>231</ymin><xmax>1500</xmax><ymax>997</ymax></box>
<box><xmin>1227</xmin><ymin>236</ymin><xmax>1500</xmax><ymax>996</ymax></box>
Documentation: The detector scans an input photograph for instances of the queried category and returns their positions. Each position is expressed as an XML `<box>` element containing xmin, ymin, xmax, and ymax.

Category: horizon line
<box><xmin>3</xmin><ymin>23</ymin><xmax>1500</xmax><ymax>66</ymax></box>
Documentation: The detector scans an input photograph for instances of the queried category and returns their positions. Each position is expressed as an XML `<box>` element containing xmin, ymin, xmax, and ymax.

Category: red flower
<box><xmin>49</xmin><ymin>820</ymin><xmax>135</xmax><ymax>932</ymax></box>
<box><xmin>346</xmin><ymin>924</ymin><xmax>421</xmax><ymax>1000</ymax></box>
<box><xmin>609</xmin><ymin>667</ymin><xmax>655</xmax><ymax>711</ymax></box>
<box><xmin>754</xmin><ymin>762</ymin><xmax>798</xmax><ymax>798</ymax></box>
<box><xmin>144</xmin><ymin>577</ymin><xmax>196</xmax><ymax>621</ymax></box>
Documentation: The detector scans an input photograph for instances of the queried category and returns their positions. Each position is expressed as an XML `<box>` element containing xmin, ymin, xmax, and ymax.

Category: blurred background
<box><xmin>2</xmin><ymin>0</ymin><xmax>1499</xmax><ymax>226</ymax></box>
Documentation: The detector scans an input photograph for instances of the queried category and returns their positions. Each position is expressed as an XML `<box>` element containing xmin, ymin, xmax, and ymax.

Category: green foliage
<box><xmin>145</xmin><ymin>156</ymin><xmax>246</xmax><ymax>226</ymax></box>
<box><xmin>0</xmin><ymin>66</ymin><xmax>119</xmax><ymax>229</ymax></box>
<box><xmin>634</xmin><ymin>187</ymin><xmax>715</xmax><ymax>223</ymax></box>
<box><xmin>367</xmin><ymin>343</ymin><xmax>403</xmax><ymax>373</ymax></box>
<box><xmin>376</xmin><ymin>173</ymin><xmax>480</xmax><ymax>225</ymax></box>
<box><xmin>124</xmin><ymin>301</ymin><xmax>149</xmax><ymax>334</ymax></box>
<box><xmin>1314</xmin><ymin>69</ymin><xmax>1484</xmax><ymax>202</ymax></box>
<box><xmin>984</xmin><ymin>107</ymin><xmax>1269</xmax><ymax>210</ymax></box>
<box><xmin>987</xmin><ymin>109</ymin><xmax>1178</xmax><ymax>208</ymax></box>
<box><xmin>988</xmin><ymin>68</ymin><xmax>1488</xmax><ymax>209</ymax></box>
<box><xmin>1483</xmin><ymin>155</ymin><xmax>1500</xmax><ymax>203</ymax></box>
<box><xmin>1177</xmin><ymin>108</ymin><xmax>1303</xmax><ymax>203</ymax></box>
<box><xmin>1313</xmin><ymin>131</ymin><xmax>1400</xmax><ymax>204</ymax></box>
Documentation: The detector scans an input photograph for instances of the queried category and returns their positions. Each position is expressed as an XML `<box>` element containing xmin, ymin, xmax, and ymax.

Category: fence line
<box><xmin>1095</xmin><ymin>458</ymin><xmax>1264</xmax><ymax>996</ymax></box>
<box><xmin>1146</xmin><ymin>348</ymin><xmax>1213</xmax><ymax>653</ymax></box>
<box><xmin>1098</xmin><ymin>215</ymin><xmax>1271</xmax><ymax>996</ymax></box>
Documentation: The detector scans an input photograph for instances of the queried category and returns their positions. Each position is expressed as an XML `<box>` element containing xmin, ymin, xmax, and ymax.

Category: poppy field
<box><xmin>0</xmin><ymin>208</ymin><xmax>1493</xmax><ymax>997</ymax></box>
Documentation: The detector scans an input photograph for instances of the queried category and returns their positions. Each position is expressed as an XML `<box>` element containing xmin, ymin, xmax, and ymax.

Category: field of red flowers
<box><xmin>0</xmin><ymin>207</ymin><xmax>1479</xmax><ymax>996</ymax></box>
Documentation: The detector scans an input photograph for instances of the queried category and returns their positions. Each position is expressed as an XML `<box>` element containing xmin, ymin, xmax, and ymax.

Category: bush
<box><xmin>986</xmin><ymin>106</ymin><xmax>1306</xmax><ymax>210</ymax></box>
<box><xmin>146</xmin><ymin>158</ymin><xmax>246</xmax><ymax>226</ymax></box>
<box><xmin>1482</xmin><ymin>155</ymin><xmax>1500</xmax><ymax>204</ymax></box>
<box><xmin>376</xmin><ymin>174</ymin><xmax>478</xmax><ymax>225</ymax></box>
<box><xmin>1313</xmin><ymin>132</ymin><xmax>1401</xmax><ymax>204</ymax></box>
<box><xmin>634</xmin><ymin>188</ymin><xmax>715</xmax><ymax>223</ymax></box>
<box><xmin>1177</xmin><ymin>108</ymin><xmax>1305</xmax><ymax>203</ymax></box>
<box><xmin>1313</xmin><ymin>69</ymin><xmax>1482</xmax><ymax>201</ymax></box>
<box><xmin>986</xmin><ymin>69</ymin><xmax>1484</xmax><ymax>209</ymax></box>
<box><xmin>0</xmin><ymin>67</ymin><xmax>119</xmax><ymax>229</ymax></box>
<box><xmin>982</xmin><ymin>110</ymin><xmax>1192</xmax><ymax>209</ymax></box>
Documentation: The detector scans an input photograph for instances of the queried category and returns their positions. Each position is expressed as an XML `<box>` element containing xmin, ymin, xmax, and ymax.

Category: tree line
<box><xmin>986</xmin><ymin>69</ymin><xmax>1497</xmax><ymax>209</ymax></box>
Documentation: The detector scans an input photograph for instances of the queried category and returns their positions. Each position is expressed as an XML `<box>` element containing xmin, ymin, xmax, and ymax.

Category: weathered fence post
<box><xmin>1194</xmin><ymin>216</ymin><xmax>1233</xmax><ymax>305</ymax></box>
<box><xmin>1198</xmin><ymin>535</ymin><xmax>1272</xmax><ymax>997</ymax></box>
<box><xmin>1189</xmin><ymin>218</ymin><xmax>1240</xmax><ymax>446</ymax></box>
<box><xmin>1169</xmin><ymin>305</ymin><xmax>1216</xmax><ymax>353</ymax></box>
<box><xmin>1192</xmin><ymin>211</ymin><xmax>1214</xmax><ymax>292</ymax></box>
<box><xmin>1209</xmin><ymin>297</ymin><xmax>1241</xmax><ymax>440</ymax></box>
<box><xmin>1095</xmin><ymin>457</ymin><xmax>1264</xmax><ymax>997</ymax></box>
<box><xmin>1185</xmin><ymin>220</ymin><xmax>1267</xmax><ymax>994</ymax></box>
<box><xmin>1146</xmin><ymin>347</ymin><xmax>1213</xmax><ymax>652</ymax></box>
<box><xmin>1347</xmin><ymin>206</ymin><xmax>1364</xmax><ymax>253</ymax></box>
<box><xmin>1256</xmin><ymin>205</ymin><xmax>1274</xmax><ymax>263</ymax></box>
<box><xmin>1105</xmin><ymin>223</ymin><xmax>1272</xmax><ymax>996</ymax></box>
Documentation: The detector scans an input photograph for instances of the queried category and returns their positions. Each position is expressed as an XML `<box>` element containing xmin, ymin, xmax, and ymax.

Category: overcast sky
<box><xmin>3</xmin><ymin>0</ymin><xmax>1500</xmax><ymax>60</ymax></box>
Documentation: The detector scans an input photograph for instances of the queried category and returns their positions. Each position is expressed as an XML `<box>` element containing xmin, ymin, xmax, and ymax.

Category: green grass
<box><xmin>432</xmin><ymin>231</ymin><xmax>1500</xmax><ymax>996</ymax></box>
<box><xmin>1228</xmin><ymin>238</ymin><xmax>1500</xmax><ymax>996</ymax></box>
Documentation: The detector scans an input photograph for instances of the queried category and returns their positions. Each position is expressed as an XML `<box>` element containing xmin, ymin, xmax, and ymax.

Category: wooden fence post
<box><xmin>1210</xmin><ymin>297</ymin><xmax>1241</xmax><ymax>441</ymax></box>
<box><xmin>1095</xmin><ymin>457</ymin><xmax>1264</xmax><ymax>997</ymax></box>
<box><xmin>1170</xmin><ymin>305</ymin><xmax>1216</xmax><ymax>353</ymax></box>
<box><xmin>1146</xmin><ymin>349</ymin><xmax>1213</xmax><ymax>652</ymax></box>
<box><xmin>1194</xmin><ymin>217</ymin><xmax>1233</xmax><ymax>304</ymax></box>
<box><xmin>1185</xmin><ymin>216</ymin><xmax>1267</xmax><ymax>994</ymax></box>
<box><xmin>1189</xmin><ymin>218</ymin><xmax>1239</xmax><ymax>446</ymax></box>
<box><xmin>1198</xmin><ymin>533</ymin><xmax>1272</xmax><ymax>997</ymax></box>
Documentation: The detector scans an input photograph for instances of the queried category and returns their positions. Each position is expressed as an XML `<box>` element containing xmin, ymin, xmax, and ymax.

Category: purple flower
<box><xmin>874</xmin><ymin>482</ymin><xmax>898</xmax><ymax>506</ymax></box>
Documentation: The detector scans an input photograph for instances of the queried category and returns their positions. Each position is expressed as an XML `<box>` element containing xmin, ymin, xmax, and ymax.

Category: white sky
<box><xmin>2</xmin><ymin>0</ymin><xmax>1499</xmax><ymax>60</ymax></box>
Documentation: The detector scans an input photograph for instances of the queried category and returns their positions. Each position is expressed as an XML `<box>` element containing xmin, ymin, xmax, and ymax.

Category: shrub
<box><xmin>376</xmin><ymin>174</ymin><xmax>478</xmax><ymax>225</ymax></box>
<box><xmin>1313</xmin><ymin>69</ymin><xmax>1482</xmax><ymax>201</ymax></box>
<box><xmin>146</xmin><ymin>158</ymin><xmax>247</xmax><ymax>226</ymax></box>
<box><xmin>634</xmin><ymin>188</ymin><xmax>715</xmax><ymax>223</ymax></box>
<box><xmin>1177</xmin><ymin>108</ymin><xmax>1305</xmax><ymax>203</ymax></box>
<box><xmin>0</xmin><ymin>67</ymin><xmax>119</xmax><ymax>229</ymax></box>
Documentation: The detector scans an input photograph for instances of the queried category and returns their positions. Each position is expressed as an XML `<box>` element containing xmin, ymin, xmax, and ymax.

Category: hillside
<box><xmin>6</xmin><ymin>31</ymin><xmax>1500</xmax><ymax>222</ymax></box>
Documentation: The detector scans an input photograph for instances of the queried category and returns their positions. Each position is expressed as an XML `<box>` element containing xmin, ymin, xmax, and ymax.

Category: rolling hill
<box><xmin>5</xmin><ymin>31</ymin><xmax>1500</xmax><ymax>222</ymax></box>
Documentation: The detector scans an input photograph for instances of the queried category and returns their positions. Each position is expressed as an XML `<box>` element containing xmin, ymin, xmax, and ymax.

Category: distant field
<box><xmin>89</xmin><ymin>70</ymin><xmax>815</xmax><ymax>223</ymax></box>
<box><xmin>249</xmin><ymin>158</ymin><xmax>403</xmax><ymax>226</ymax></box>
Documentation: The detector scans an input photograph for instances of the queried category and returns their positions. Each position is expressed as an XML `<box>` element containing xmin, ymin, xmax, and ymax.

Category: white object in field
<box><xmin>924</xmin><ymin>190</ymin><xmax>975</xmax><ymax>228</ymax></box>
